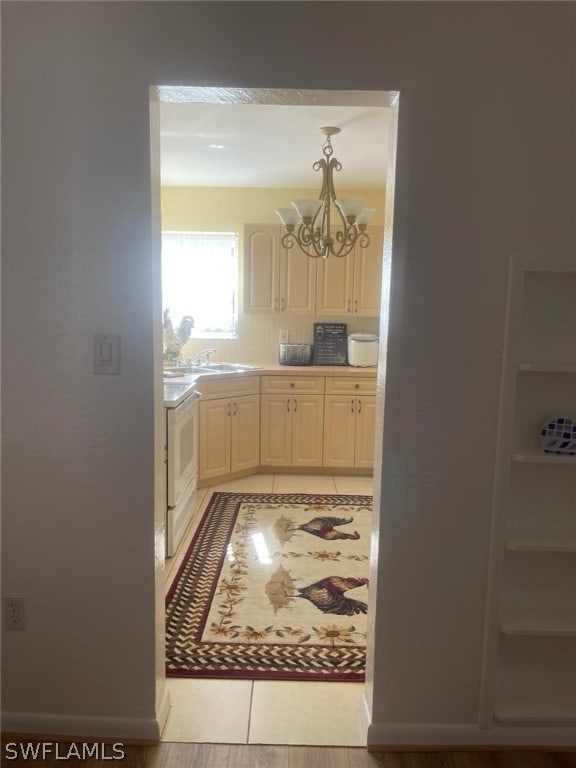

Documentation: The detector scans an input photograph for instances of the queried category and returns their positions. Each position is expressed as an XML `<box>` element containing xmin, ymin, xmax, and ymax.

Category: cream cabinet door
<box><xmin>354</xmin><ymin>396</ymin><xmax>376</xmax><ymax>468</ymax></box>
<box><xmin>199</xmin><ymin>398</ymin><xmax>231</xmax><ymax>482</ymax></box>
<box><xmin>230</xmin><ymin>394</ymin><xmax>260</xmax><ymax>473</ymax></box>
<box><xmin>280</xmin><ymin>246</ymin><xmax>317</xmax><ymax>314</ymax></box>
<box><xmin>323</xmin><ymin>396</ymin><xmax>356</xmax><ymax>468</ymax></box>
<box><xmin>291</xmin><ymin>395</ymin><xmax>324</xmax><ymax>467</ymax></box>
<box><xmin>315</xmin><ymin>249</ymin><xmax>355</xmax><ymax>316</ymax></box>
<box><xmin>260</xmin><ymin>394</ymin><xmax>292</xmax><ymax>466</ymax></box>
<box><xmin>244</xmin><ymin>224</ymin><xmax>280</xmax><ymax>312</ymax></box>
<box><xmin>353</xmin><ymin>226</ymin><xmax>384</xmax><ymax>317</ymax></box>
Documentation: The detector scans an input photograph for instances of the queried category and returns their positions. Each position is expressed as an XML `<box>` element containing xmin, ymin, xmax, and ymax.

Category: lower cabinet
<box><xmin>260</xmin><ymin>394</ymin><xmax>324</xmax><ymax>467</ymax></box>
<box><xmin>323</xmin><ymin>377</ymin><xmax>377</xmax><ymax>469</ymax></box>
<box><xmin>199</xmin><ymin>394</ymin><xmax>260</xmax><ymax>483</ymax></box>
<box><xmin>260</xmin><ymin>375</ymin><xmax>325</xmax><ymax>467</ymax></box>
<box><xmin>197</xmin><ymin>373</ymin><xmax>376</xmax><ymax>483</ymax></box>
<box><xmin>354</xmin><ymin>396</ymin><xmax>377</xmax><ymax>468</ymax></box>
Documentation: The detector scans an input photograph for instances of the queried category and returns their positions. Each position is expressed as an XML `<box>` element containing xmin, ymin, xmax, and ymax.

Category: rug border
<box><xmin>165</xmin><ymin>491</ymin><xmax>372</xmax><ymax>682</ymax></box>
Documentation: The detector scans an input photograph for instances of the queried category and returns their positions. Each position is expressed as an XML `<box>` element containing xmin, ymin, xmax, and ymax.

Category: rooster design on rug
<box><xmin>296</xmin><ymin>516</ymin><xmax>360</xmax><ymax>541</ymax></box>
<box><xmin>297</xmin><ymin>576</ymin><xmax>369</xmax><ymax>616</ymax></box>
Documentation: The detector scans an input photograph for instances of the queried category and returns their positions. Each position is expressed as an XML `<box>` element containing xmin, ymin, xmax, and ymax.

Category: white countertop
<box><xmin>163</xmin><ymin>363</ymin><xmax>377</xmax><ymax>407</ymax></box>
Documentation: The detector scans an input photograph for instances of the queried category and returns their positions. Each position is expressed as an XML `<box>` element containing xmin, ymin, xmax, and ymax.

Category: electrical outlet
<box><xmin>279</xmin><ymin>330</ymin><xmax>289</xmax><ymax>344</ymax></box>
<box><xmin>3</xmin><ymin>596</ymin><xmax>26</xmax><ymax>630</ymax></box>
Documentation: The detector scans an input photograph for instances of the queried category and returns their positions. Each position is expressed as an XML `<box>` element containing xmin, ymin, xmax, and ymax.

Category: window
<box><xmin>161</xmin><ymin>231</ymin><xmax>238</xmax><ymax>339</ymax></box>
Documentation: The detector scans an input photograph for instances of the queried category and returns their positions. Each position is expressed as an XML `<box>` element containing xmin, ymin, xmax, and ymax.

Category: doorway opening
<box><xmin>151</xmin><ymin>86</ymin><xmax>399</xmax><ymax>746</ymax></box>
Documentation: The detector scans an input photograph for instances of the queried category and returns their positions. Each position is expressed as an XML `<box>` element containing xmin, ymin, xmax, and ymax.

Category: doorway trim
<box><xmin>150</xmin><ymin>85</ymin><xmax>400</xmax><ymax>741</ymax></box>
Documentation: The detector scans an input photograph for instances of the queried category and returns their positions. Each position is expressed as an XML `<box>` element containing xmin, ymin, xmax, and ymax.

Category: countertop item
<box><xmin>348</xmin><ymin>333</ymin><xmax>379</xmax><ymax>367</ymax></box>
<box><xmin>279</xmin><ymin>343</ymin><xmax>313</xmax><ymax>365</ymax></box>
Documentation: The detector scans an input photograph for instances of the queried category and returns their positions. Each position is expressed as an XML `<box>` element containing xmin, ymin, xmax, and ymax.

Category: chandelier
<box><xmin>276</xmin><ymin>126</ymin><xmax>375</xmax><ymax>260</ymax></box>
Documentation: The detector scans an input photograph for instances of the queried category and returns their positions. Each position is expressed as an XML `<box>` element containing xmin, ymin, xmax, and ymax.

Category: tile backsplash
<box><xmin>180</xmin><ymin>313</ymin><xmax>379</xmax><ymax>366</ymax></box>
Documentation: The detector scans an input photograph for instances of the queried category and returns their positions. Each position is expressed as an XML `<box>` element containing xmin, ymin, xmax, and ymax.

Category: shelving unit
<box><xmin>512</xmin><ymin>450</ymin><xmax>576</xmax><ymax>464</ymax></box>
<box><xmin>504</xmin><ymin>528</ymin><xmax>576</xmax><ymax>552</ymax></box>
<box><xmin>480</xmin><ymin>259</ymin><xmax>576</xmax><ymax>739</ymax></box>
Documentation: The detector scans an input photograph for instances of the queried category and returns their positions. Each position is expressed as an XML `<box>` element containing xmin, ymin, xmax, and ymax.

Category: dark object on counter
<box><xmin>279</xmin><ymin>343</ymin><xmax>313</xmax><ymax>365</ymax></box>
<box><xmin>311</xmin><ymin>323</ymin><xmax>348</xmax><ymax>365</ymax></box>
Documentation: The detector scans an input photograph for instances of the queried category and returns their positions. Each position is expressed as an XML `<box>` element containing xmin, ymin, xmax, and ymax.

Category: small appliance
<box><xmin>347</xmin><ymin>334</ymin><xmax>379</xmax><ymax>367</ymax></box>
<box><xmin>279</xmin><ymin>343</ymin><xmax>313</xmax><ymax>366</ymax></box>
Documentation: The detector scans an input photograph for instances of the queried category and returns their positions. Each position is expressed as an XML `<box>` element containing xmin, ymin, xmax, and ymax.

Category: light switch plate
<box><xmin>279</xmin><ymin>330</ymin><xmax>289</xmax><ymax>344</ymax></box>
<box><xmin>93</xmin><ymin>334</ymin><xmax>120</xmax><ymax>374</ymax></box>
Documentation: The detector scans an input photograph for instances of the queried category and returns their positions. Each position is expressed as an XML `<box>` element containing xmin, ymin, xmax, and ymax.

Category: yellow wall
<box><xmin>161</xmin><ymin>186</ymin><xmax>386</xmax><ymax>231</ymax></box>
<box><xmin>161</xmin><ymin>186</ymin><xmax>386</xmax><ymax>364</ymax></box>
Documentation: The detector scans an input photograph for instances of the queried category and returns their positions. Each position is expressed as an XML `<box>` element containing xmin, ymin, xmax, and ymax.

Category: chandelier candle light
<box><xmin>276</xmin><ymin>126</ymin><xmax>375</xmax><ymax>260</ymax></box>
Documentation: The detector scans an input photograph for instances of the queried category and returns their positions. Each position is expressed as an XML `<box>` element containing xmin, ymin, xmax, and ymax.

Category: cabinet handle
<box><xmin>287</xmin><ymin>398</ymin><xmax>291</xmax><ymax>412</ymax></box>
<box><xmin>358</xmin><ymin>399</ymin><xmax>362</xmax><ymax>413</ymax></box>
<box><xmin>351</xmin><ymin>399</ymin><xmax>355</xmax><ymax>412</ymax></box>
<box><xmin>293</xmin><ymin>398</ymin><xmax>297</xmax><ymax>412</ymax></box>
<box><xmin>233</xmin><ymin>402</ymin><xmax>238</xmax><ymax>416</ymax></box>
<box><xmin>280</xmin><ymin>298</ymin><xmax>285</xmax><ymax>311</ymax></box>
<box><xmin>227</xmin><ymin>402</ymin><xmax>231</xmax><ymax>416</ymax></box>
<box><xmin>354</xmin><ymin>299</ymin><xmax>358</xmax><ymax>314</ymax></box>
<box><xmin>347</xmin><ymin>299</ymin><xmax>352</xmax><ymax>313</ymax></box>
<box><xmin>274</xmin><ymin>298</ymin><xmax>279</xmax><ymax>312</ymax></box>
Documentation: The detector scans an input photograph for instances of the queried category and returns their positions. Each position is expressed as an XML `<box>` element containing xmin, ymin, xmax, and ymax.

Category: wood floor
<box><xmin>2</xmin><ymin>743</ymin><xmax>574</xmax><ymax>768</ymax></box>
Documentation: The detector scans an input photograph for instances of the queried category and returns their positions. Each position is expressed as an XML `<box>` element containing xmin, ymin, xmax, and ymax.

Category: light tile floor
<box><xmin>162</xmin><ymin>473</ymin><xmax>373</xmax><ymax>745</ymax></box>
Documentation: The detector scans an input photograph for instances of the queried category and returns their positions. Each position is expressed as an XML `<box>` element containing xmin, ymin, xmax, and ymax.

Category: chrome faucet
<box><xmin>188</xmin><ymin>348</ymin><xmax>216</xmax><ymax>366</ymax></box>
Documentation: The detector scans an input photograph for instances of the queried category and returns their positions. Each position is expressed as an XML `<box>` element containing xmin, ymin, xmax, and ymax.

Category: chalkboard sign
<box><xmin>312</xmin><ymin>323</ymin><xmax>348</xmax><ymax>365</ymax></box>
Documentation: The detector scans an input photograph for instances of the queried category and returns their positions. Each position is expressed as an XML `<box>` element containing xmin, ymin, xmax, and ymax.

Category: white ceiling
<box><xmin>159</xmin><ymin>102</ymin><xmax>392</xmax><ymax>189</ymax></box>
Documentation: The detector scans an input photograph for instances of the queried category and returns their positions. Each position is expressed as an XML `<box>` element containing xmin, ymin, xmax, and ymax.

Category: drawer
<box><xmin>261</xmin><ymin>375</ymin><xmax>325</xmax><ymax>395</ymax></box>
<box><xmin>325</xmin><ymin>377</ymin><xmax>376</xmax><ymax>396</ymax></box>
<box><xmin>197</xmin><ymin>375</ymin><xmax>260</xmax><ymax>400</ymax></box>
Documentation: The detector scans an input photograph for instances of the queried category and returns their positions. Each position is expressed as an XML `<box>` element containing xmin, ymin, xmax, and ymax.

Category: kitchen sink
<box><xmin>164</xmin><ymin>363</ymin><xmax>260</xmax><ymax>378</ymax></box>
<box><xmin>201</xmin><ymin>363</ymin><xmax>260</xmax><ymax>372</ymax></box>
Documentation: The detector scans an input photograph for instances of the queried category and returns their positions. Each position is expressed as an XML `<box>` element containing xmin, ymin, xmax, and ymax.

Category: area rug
<box><xmin>165</xmin><ymin>491</ymin><xmax>372</xmax><ymax>681</ymax></box>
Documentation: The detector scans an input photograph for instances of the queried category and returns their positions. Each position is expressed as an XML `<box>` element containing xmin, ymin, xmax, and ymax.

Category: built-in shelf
<box><xmin>483</xmin><ymin>264</ymin><xmax>576</xmax><ymax>734</ymax></box>
<box><xmin>519</xmin><ymin>361</ymin><xmax>576</xmax><ymax>373</ymax></box>
<box><xmin>495</xmin><ymin>693</ymin><xmax>576</xmax><ymax>724</ymax></box>
<box><xmin>501</xmin><ymin>618</ymin><xmax>576</xmax><ymax>637</ymax></box>
<box><xmin>512</xmin><ymin>450</ymin><xmax>576</xmax><ymax>464</ymax></box>
<box><xmin>505</xmin><ymin>528</ymin><xmax>576</xmax><ymax>552</ymax></box>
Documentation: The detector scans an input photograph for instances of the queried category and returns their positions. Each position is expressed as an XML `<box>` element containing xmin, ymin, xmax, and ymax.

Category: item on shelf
<box><xmin>279</xmin><ymin>343</ymin><xmax>313</xmax><ymax>366</ymax></box>
<box><xmin>539</xmin><ymin>417</ymin><xmax>576</xmax><ymax>455</ymax></box>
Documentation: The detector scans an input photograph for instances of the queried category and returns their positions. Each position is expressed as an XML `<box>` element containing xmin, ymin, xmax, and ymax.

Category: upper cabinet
<box><xmin>244</xmin><ymin>224</ymin><xmax>316</xmax><ymax>315</ymax></box>
<box><xmin>244</xmin><ymin>223</ymin><xmax>383</xmax><ymax>317</ymax></box>
<box><xmin>315</xmin><ymin>225</ymin><xmax>384</xmax><ymax>317</ymax></box>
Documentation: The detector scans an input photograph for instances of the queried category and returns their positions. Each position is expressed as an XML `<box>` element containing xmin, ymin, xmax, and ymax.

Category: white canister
<box><xmin>347</xmin><ymin>334</ymin><xmax>379</xmax><ymax>367</ymax></box>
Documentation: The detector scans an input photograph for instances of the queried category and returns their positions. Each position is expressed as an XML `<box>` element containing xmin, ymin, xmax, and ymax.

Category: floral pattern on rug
<box><xmin>165</xmin><ymin>492</ymin><xmax>372</xmax><ymax>680</ymax></box>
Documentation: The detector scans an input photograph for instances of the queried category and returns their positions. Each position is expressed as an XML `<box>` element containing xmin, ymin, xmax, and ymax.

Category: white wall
<box><xmin>2</xmin><ymin>1</ymin><xmax>575</xmax><ymax>744</ymax></box>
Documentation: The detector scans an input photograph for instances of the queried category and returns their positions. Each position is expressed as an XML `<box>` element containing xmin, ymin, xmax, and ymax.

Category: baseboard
<box><xmin>157</xmin><ymin>685</ymin><xmax>171</xmax><ymax>737</ymax></box>
<box><xmin>198</xmin><ymin>466</ymin><xmax>373</xmax><ymax>486</ymax></box>
<box><xmin>1</xmin><ymin>712</ymin><xmax>162</xmax><ymax>742</ymax></box>
<box><xmin>259</xmin><ymin>466</ymin><xmax>373</xmax><ymax>476</ymax></box>
<box><xmin>359</xmin><ymin>692</ymin><xmax>371</xmax><ymax>742</ymax></box>
<box><xmin>366</xmin><ymin>722</ymin><xmax>576</xmax><ymax>749</ymax></box>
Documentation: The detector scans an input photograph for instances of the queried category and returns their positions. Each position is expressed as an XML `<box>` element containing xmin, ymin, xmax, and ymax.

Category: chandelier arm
<box><xmin>357</xmin><ymin>231</ymin><xmax>371</xmax><ymax>249</ymax></box>
<box><xmin>331</xmin><ymin>224</ymin><xmax>355</xmax><ymax>258</ymax></box>
<box><xmin>298</xmin><ymin>223</ymin><xmax>325</xmax><ymax>259</ymax></box>
<box><xmin>330</xmin><ymin>239</ymin><xmax>357</xmax><ymax>259</ymax></box>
